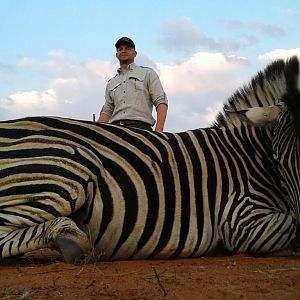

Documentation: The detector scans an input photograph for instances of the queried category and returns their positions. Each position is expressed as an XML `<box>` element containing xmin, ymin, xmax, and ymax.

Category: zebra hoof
<box><xmin>55</xmin><ymin>237</ymin><xmax>91</xmax><ymax>264</ymax></box>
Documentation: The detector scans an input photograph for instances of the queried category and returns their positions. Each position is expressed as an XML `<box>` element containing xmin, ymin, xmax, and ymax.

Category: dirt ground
<box><xmin>1</xmin><ymin>249</ymin><xmax>299</xmax><ymax>300</ymax></box>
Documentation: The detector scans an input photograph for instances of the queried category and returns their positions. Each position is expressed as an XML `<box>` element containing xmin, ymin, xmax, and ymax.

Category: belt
<box><xmin>112</xmin><ymin>120</ymin><xmax>147</xmax><ymax>126</ymax></box>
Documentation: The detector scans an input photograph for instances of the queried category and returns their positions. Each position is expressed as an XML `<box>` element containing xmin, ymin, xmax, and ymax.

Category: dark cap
<box><xmin>115</xmin><ymin>37</ymin><xmax>135</xmax><ymax>49</ymax></box>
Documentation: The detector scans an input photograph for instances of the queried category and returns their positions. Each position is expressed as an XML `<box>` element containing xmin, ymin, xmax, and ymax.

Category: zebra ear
<box><xmin>225</xmin><ymin>106</ymin><xmax>282</xmax><ymax>127</ymax></box>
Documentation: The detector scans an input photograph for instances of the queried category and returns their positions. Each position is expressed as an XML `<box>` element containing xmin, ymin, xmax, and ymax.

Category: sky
<box><xmin>1</xmin><ymin>0</ymin><xmax>300</xmax><ymax>132</ymax></box>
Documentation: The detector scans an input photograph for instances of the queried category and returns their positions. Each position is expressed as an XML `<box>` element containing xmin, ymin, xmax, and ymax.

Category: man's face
<box><xmin>116</xmin><ymin>44</ymin><xmax>137</xmax><ymax>63</ymax></box>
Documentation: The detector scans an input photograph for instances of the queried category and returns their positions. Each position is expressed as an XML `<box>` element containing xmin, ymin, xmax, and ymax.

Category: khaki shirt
<box><xmin>101</xmin><ymin>63</ymin><xmax>168</xmax><ymax>126</ymax></box>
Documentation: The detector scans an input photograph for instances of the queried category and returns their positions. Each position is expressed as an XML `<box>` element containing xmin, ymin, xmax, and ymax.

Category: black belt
<box><xmin>112</xmin><ymin>120</ymin><xmax>148</xmax><ymax>126</ymax></box>
<box><xmin>111</xmin><ymin>120</ymin><xmax>153</xmax><ymax>131</ymax></box>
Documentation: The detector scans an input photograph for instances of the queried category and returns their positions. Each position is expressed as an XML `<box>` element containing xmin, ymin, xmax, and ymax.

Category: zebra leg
<box><xmin>267</xmin><ymin>224</ymin><xmax>300</xmax><ymax>256</ymax></box>
<box><xmin>46</xmin><ymin>217</ymin><xmax>92</xmax><ymax>263</ymax></box>
<box><xmin>221</xmin><ymin>211</ymin><xmax>298</xmax><ymax>256</ymax></box>
<box><xmin>0</xmin><ymin>217</ymin><xmax>91</xmax><ymax>263</ymax></box>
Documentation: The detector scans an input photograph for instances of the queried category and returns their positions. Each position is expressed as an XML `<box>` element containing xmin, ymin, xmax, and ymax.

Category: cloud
<box><xmin>135</xmin><ymin>53</ymin><xmax>157</xmax><ymax>70</ymax></box>
<box><xmin>0</xmin><ymin>50</ymin><xmax>248</xmax><ymax>131</ymax></box>
<box><xmin>18</xmin><ymin>57</ymin><xmax>34</xmax><ymax>66</ymax></box>
<box><xmin>0</xmin><ymin>89</ymin><xmax>57</xmax><ymax>119</ymax></box>
<box><xmin>0</xmin><ymin>63</ymin><xmax>15</xmax><ymax>88</ymax></box>
<box><xmin>157</xmin><ymin>16</ymin><xmax>285</xmax><ymax>56</ymax></box>
<box><xmin>0</xmin><ymin>62</ymin><xmax>14</xmax><ymax>72</ymax></box>
<box><xmin>154</xmin><ymin>52</ymin><xmax>246</xmax><ymax>130</ymax></box>
<box><xmin>48</xmin><ymin>49</ymin><xmax>65</xmax><ymax>58</ymax></box>
<box><xmin>9</xmin><ymin>45</ymin><xmax>299</xmax><ymax>132</ymax></box>
<box><xmin>249</xmin><ymin>21</ymin><xmax>285</xmax><ymax>37</ymax></box>
<box><xmin>157</xmin><ymin>17</ymin><xmax>221</xmax><ymax>55</ymax></box>
<box><xmin>158</xmin><ymin>52</ymin><xmax>244</xmax><ymax>96</ymax></box>
<box><xmin>218</xmin><ymin>19</ymin><xmax>288</xmax><ymax>54</ymax></box>
<box><xmin>1</xmin><ymin>52</ymin><xmax>116</xmax><ymax>121</ymax></box>
<box><xmin>258</xmin><ymin>48</ymin><xmax>300</xmax><ymax>61</ymax></box>
<box><xmin>222</xmin><ymin>19</ymin><xmax>285</xmax><ymax>38</ymax></box>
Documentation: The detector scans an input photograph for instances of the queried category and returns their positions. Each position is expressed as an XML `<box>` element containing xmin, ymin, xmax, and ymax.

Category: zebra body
<box><xmin>0</xmin><ymin>57</ymin><xmax>299</xmax><ymax>262</ymax></box>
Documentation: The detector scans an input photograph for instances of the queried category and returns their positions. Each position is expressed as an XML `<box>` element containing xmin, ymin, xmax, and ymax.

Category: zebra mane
<box><xmin>212</xmin><ymin>56</ymin><xmax>300</xmax><ymax>127</ymax></box>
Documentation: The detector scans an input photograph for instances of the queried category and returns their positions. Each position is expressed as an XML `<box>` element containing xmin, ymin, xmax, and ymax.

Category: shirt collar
<box><xmin>117</xmin><ymin>62</ymin><xmax>136</xmax><ymax>74</ymax></box>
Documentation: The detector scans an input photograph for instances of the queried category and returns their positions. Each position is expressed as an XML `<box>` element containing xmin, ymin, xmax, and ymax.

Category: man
<box><xmin>98</xmin><ymin>37</ymin><xmax>168</xmax><ymax>131</ymax></box>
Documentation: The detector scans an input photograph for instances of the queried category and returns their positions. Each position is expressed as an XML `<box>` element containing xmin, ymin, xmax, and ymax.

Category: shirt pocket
<box><xmin>108</xmin><ymin>81</ymin><xmax>122</xmax><ymax>99</ymax></box>
<box><xmin>129</xmin><ymin>74</ymin><xmax>146</xmax><ymax>94</ymax></box>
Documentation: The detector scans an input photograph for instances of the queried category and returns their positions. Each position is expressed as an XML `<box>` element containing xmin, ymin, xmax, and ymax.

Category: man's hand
<box><xmin>155</xmin><ymin>125</ymin><xmax>164</xmax><ymax>132</ymax></box>
<box><xmin>98</xmin><ymin>113</ymin><xmax>110</xmax><ymax>123</ymax></box>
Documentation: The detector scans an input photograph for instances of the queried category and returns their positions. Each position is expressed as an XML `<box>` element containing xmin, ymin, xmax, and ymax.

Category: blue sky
<box><xmin>1</xmin><ymin>0</ymin><xmax>299</xmax><ymax>131</ymax></box>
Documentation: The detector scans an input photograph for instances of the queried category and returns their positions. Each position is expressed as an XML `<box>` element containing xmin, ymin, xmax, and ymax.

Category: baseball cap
<box><xmin>115</xmin><ymin>37</ymin><xmax>135</xmax><ymax>49</ymax></box>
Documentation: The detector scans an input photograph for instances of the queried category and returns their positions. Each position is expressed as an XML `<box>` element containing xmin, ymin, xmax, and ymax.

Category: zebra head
<box><xmin>272</xmin><ymin>57</ymin><xmax>300</xmax><ymax>225</ymax></box>
<box><xmin>235</xmin><ymin>56</ymin><xmax>300</xmax><ymax>230</ymax></box>
<box><xmin>213</xmin><ymin>56</ymin><xmax>290</xmax><ymax>128</ymax></box>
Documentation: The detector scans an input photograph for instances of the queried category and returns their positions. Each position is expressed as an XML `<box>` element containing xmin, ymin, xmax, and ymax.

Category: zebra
<box><xmin>0</xmin><ymin>56</ymin><xmax>299</xmax><ymax>263</ymax></box>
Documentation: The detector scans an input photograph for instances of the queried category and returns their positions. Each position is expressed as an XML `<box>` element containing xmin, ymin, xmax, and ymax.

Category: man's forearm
<box><xmin>155</xmin><ymin>103</ymin><xmax>168</xmax><ymax>132</ymax></box>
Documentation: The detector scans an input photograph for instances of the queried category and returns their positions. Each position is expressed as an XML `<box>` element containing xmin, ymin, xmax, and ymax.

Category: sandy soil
<box><xmin>1</xmin><ymin>249</ymin><xmax>299</xmax><ymax>300</ymax></box>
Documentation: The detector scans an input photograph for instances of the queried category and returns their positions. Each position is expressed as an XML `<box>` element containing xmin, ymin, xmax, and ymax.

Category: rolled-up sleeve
<box><xmin>147</xmin><ymin>69</ymin><xmax>168</xmax><ymax>107</ymax></box>
<box><xmin>100</xmin><ymin>83</ymin><xmax>115</xmax><ymax>116</ymax></box>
